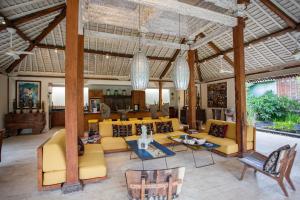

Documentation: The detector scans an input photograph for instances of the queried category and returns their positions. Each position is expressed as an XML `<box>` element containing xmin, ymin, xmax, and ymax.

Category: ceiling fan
<box><xmin>219</xmin><ymin>55</ymin><xmax>232</xmax><ymax>74</ymax></box>
<box><xmin>5</xmin><ymin>27</ymin><xmax>34</xmax><ymax>60</ymax></box>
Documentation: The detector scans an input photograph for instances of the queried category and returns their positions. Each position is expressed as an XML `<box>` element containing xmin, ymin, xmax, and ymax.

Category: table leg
<box><xmin>192</xmin><ymin>149</ymin><xmax>216</xmax><ymax>168</ymax></box>
<box><xmin>142</xmin><ymin>160</ymin><xmax>144</xmax><ymax>170</ymax></box>
<box><xmin>164</xmin><ymin>157</ymin><xmax>168</xmax><ymax>169</ymax></box>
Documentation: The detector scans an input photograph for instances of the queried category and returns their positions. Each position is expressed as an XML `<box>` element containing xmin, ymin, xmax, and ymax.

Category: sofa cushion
<box><xmin>85</xmin><ymin>144</ymin><xmax>104</xmax><ymax>154</ymax></box>
<box><xmin>136</xmin><ymin>123</ymin><xmax>154</xmax><ymax>135</ymax></box>
<box><xmin>79</xmin><ymin>153</ymin><xmax>107</xmax><ymax>179</ymax></box>
<box><xmin>208</xmin><ymin>123</ymin><xmax>228</xmax><ymax>138</ymax></box>
<box><xmin>43</xmin><ymin>170</ymin><xmax>66</xmax><ymax>186</ymax></box>
<box><xmin>125</xmin><ymin>135</ymin><xmax>140</xmax><ymax>141</ymax></box>
<box><xmin>142</xmin><ymin>119</ymin><xmax>161</xmax><ymax>133</ymax></box>
<box><xmin>112</xmin><ymin>124</ymin><xmax>132</xmax><ymax>137</ymax></box>
<box><xmin>101</xmin><ymin>137</ymin><xmax>128</xmax><ymax>152</ymax></box>
<box><xmin>206</xmin><ymin>137</ymin><xmax>238</xmax><ymax>155</ymax></box>
<box><xmin>43</xmin><ymin>129</ymin><xmax>66</xmax><ymax>172</ymax></box>
<box><xmin>247</xmin><ymin>126</ymin><xmax>254</xmax><ymax>142</ymax></box>
<box><xmin>99</xmin><ymin>121</ymin><xmax>121</xmax><ymax>137</ymax></box>
<box><xmin>205</xmin><ymin>119</ymin><xmax>236</xmax><ymax>140</ymax></box>
<box><xmin>156</xmin><ymin>121</ymin><xmax>173</xmax><ymax>133</ymax></box>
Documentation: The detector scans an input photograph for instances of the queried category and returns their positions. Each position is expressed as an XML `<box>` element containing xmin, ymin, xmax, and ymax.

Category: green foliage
<box><xmin>247</xmin><ymin>91</ymin><xmax>300</xmax><ymax>122</ymax></box>
<box><xmin>273</xmin><ymin>121</ymin><xmax>296</xmax><ymax>132</ymax></box>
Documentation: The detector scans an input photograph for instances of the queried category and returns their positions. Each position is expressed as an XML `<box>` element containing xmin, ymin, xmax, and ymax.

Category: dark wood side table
<box><xmin>0</xmin><ymin>129</ymin><xmax>4</xmax><ymax>162</ymax></box>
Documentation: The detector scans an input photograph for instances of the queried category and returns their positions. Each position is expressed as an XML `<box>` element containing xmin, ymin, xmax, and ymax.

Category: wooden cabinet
<box><xmin>104</xmin><ymin>95</ymin><xmax>132</xmax><ymax>111</ymax></box>
<box><xmin>131</xmin><ymin>91</ymin><xmax>146</xmax><ymax>110</ymax></box>
<box><xmin>88</xmin><ymin>89</ymin><xmax>103</xmax><ymax>99</ymax></box>
<box><xmin>5</xmin><ymin>112</ymin><xmax>46</xmax><ymax>136</ymax></box>
<box><xmin>180</xmin><ymin>107</ymin><xmax>206</xmax><ymax>125</ymax></box>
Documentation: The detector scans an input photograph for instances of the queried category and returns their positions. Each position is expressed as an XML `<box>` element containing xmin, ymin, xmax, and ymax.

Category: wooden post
<box><xmin>63</xmin><ymin>0</ymin><xmax>83</xmax><ymax>193</ymax></box>
<box><xmin>159</xmin><ymin>82</ymin><xmax>163</xmax><ymax>111</ymax></box>
<box><xmin>188</xmin><ymin>50</ymin><xmax>196</xmax><ymax>129</ymax></box>
<box><xmin>233</xmin><ymin>17</ymin><xmax>247</xmax><ymax>157</ymax></box>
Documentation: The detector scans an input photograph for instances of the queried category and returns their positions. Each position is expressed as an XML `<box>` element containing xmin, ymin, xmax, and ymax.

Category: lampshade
<box><xmin>172</xmin><ymin>55</ymin><xmax>190</xmax><ymax>90</ymax></box>
<box><xmin>131</xmin><ymin>51</ymin><xmax>149</xmax><ymax>90</ymax></box>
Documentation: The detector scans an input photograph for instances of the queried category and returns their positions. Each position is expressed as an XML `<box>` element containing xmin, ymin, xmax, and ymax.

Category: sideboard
<box><xmin>5</xmin><ymin>113</ymin><xmax>46</xmax><ymax>136</ymax></box>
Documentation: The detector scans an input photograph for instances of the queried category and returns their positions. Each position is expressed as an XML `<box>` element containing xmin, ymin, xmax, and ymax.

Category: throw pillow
<box><xmin>112</xmin><ymin>124</ymin><xmax>133</xmax><ymax>137</ymax></box>
<box><xmin>136</xmin><ymin>123</ymin><xmax>154</xmax><ymax>135</ymax></box>
<box><xmin>263</xmin><ymin>144</ymin><xmax>290</xmax><ymax>175</ymax></box>
<box><xmin>78</xmin><ymin>137</ymin><xmax>84</xmax><ymax>156</ymax></box>
<box><xmin>156</xmin><ymin>121</ymin><xmax>173</xmax><ymax>133</ymax></box>
<box><xmin>208</xmin><ymin>123</ymin><xmax>228</xmax><ymax>138</ymax></box>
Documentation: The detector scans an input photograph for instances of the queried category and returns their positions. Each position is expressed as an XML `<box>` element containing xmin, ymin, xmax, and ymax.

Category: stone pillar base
<box><xmin>62</xmin><ymin>181</ymin><xmax>83</xmax><ymax>194</ymax></box>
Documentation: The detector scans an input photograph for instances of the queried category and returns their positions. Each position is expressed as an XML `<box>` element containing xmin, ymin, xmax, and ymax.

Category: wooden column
<box><xmin>233</xmin><ymin>17</ymin><xmax>247</xmax><ymax>156</ymax></box>
<box><xmin>188</xmin><ymin>50</ymin><xmax>196</xmax><ymax>129</ymax></box>
<box><xmin>63</xmin><ymin>0</ymin><xmax>83</xmax><ymax>193</ymax></box>
<box><xmin>159</xmin><ymin>82</ymin><xmax>163</xmax><ymax>111</ymax></box>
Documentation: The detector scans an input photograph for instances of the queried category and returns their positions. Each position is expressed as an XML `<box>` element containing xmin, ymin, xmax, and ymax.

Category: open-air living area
<box><xmin>0</xmin><ymin>0</ymin><xmax>300</xmax><ymax>200</ymax></box>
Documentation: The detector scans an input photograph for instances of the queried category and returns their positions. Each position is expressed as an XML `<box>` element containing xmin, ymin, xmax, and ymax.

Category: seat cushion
<box><xmin>85</xmin><ymin>144</ymin><xmax>104</xmax><ymax>154</ymax></box>
<box><xmin>153</xmin><ymin>133</ymin><xmax>172</xmax><ymax>145</ymax></box>
<box><xmin>99</xmin><ymin>121</ymin><xmax>121</xmax><ymax>137</ymax></box>
<box><xmin>125</xmin><ymin>135</ymin><xmax>139</xmax><ymax>141</ymax></box>
<box><xmin>101</xmin><ymin>137</ymin><xmax>128</xmax><ymax>152</ymax></box>
<box><xmin>79</xmin><ymin>153</ymin><xmax>107</xmax><ymax>179</ymax></box>
<box><xmin>43</xmin><ymin>129</ymin><xmax>66</xmax><ymax>172</ymax></box>
<box><xmin>192</xmin><ymin>132</ymin><xmax>215</xmax><ymax>141</ymax></box>
<box><xmin>207</xmin><ymin>137</ymin><xmax>238</xmax><ymax>155</ymax></box>
<box><xmin>247</xmin><ymin>126</ymin><xmax>254</xmax><ymax>142</ymax></box>
<box><xmin>43</xmin><ymin>170</ymin><xmax>66</xmax><ymax>186</ymax></box>
<box><xmin>167</xmin><ymin>131</ymin><xmax>187</xmax><ymax>137</ymax></box>
<box><xmin>205</xmin><ymin>119</ymin><xmax>236</xmax><ymax>140</ymax></box>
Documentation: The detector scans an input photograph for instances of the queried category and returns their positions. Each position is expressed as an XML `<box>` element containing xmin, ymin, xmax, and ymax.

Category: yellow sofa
<box><xmin>37</xmin><ymin>129</ymin><xmax>107</xmax><ymax>191</ymax></box>
<box><xmin>99</xmin><ymin>118</ymin><xmax>186</xmax><ymax>153</ymax></box>
<box><xmin>192</xmin><ymin>119</ymin><xmax>256</xmax><ymax>156</ymax></box>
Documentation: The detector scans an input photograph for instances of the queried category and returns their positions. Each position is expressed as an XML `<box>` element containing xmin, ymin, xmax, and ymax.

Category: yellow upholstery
<box><xmin>101</xmin><ymin>137</ymin><xmax>128</xmax><ymax>152</ymax></box>
<box><xmin>103</xmin><ymin>119</ymin><xmax>112</xmax><ymax>122</ymax></box>
<box><xmin>247</xmin><ymin>126</ymin><xmax>254</xmax><ymax>142</ymax></box>
<box><xmin>125</xmin><ymin>135</ymin><xmax>140</xmax><ymax>141</ymax></box>
<box><xmin>143</xmin><ymin>117</ymin><xmax>152</xmax><ymax>120</ymax></box>
<box><xmin>79</xmin><ymin>153</ymin><xmax>107</xmax><ymax>179</ymax></box>
<box><xmin>129</xmin><ymin>118</ymin><xmax>138</xmax><ymax>121</ymax></box>
<box><xmin>204</xmin><ymin>119</ymin><xmax>236</xmax><ymax>140</ymax></box>
<box><xmin>88</xmin><ymin>119</ymin><xmax>99</xmax><ymax>124</ymax></box>
<box><xmin>121</xmin><ymin>120</ymin><xmax>138</xmax><ymax>135</ymax></box>
<box><xmin>170</xmin><ymin>118</ymin><xmax>181</xmax><ymax>131</ymax></box>
<box><xmin>99</xmin><ymin>121</ymin><xmax>121</xmax><ymax>137</ymax></box>
<box><xmin>159</xmin><ymin>116</ymin><xmax>169</xmax><ymax>120</ymax></box>
<box><xmin>43</xmin><ymin>129</ymin><xmax>66</xmax><ymax>172</ymax></box>
<box><xmin>167</xmin><ymin>131</ymin><xmax>187</xmax><ymax>137</ymax></box>
<box><xmin>206</xmin><ymin>137</ymin><xmax>238</xmax><ymax>155</ymax></box>
<box><xmin>43</xmin><ymin>170</ymin><xmax>66</xmax><ymax>186</ymax></box>
<box><xmin>142</xmin><ymin>119</ymin><xmax>161</xmax><ymax>133</ymax></box>
<box><xmin>41</xmin><ymin>130</ymin><xmax>107</xmax><ymax>186</ymax></box>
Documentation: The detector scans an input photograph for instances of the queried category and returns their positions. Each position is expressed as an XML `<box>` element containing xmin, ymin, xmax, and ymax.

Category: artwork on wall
<box><xmin>207</xmin><ymin>82</ymin><xmax>227</xmax><ymax>108</ymax></box>
<box><xmin>90</xmin><ymin>98</ymin><xmax>101</xmax><ymax>113</ymax></box>
<box><xmin>16</xmin><ymin>80</ymin><xmax>41</xmax><ymax>108</ymax></box>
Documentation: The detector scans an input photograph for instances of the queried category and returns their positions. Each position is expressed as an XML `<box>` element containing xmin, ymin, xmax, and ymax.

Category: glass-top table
<box><xmin>126</xmin><ymin>140</ymin><xmax>176</xmax><ymax>170</ymax></box>
<box><xmin>168</xmin><ymin>135</ymin><xmax>220</xmax><ymax>168</ymax></box>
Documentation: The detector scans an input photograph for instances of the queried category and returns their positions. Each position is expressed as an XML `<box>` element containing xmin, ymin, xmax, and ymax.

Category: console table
<box><xmin>5</xmin><ymin>113</ymin><xmax>46</xmax><ymax>136</ymax></box>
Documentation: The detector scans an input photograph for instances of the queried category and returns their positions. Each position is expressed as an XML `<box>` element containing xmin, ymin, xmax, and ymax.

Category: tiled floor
<box><xmin>0</xmin><ymin>128</ymin><xmax>299</xmax><ymax>200</ymax></box>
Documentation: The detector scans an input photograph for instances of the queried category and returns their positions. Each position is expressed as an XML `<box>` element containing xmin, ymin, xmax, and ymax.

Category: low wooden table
<box><xmin>168</xmin><ymin>135</ymin><xmax>220</xmax><ymax>168</ymax></box>
<box><xmin>126</xmin><ymin>140</ymin><xmax>176</xmax><ymax>170</ymax></box>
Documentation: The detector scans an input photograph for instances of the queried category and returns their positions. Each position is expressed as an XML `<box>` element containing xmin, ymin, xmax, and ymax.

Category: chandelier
<box><xmin>172</xmin><ymin>14</ymin><xmax>189</xmax><ymax>90</ymax></box>
<box><xmin>131</xmin><ymin>3</ymin><xmax>149</xmax><ymax>90</ymax></box>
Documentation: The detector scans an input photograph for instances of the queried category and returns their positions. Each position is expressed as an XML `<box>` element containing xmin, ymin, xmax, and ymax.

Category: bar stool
<box><xmin>88</xmin><ymin>119</ymin><xmax>99</xmax><ymax>136</ymax></box>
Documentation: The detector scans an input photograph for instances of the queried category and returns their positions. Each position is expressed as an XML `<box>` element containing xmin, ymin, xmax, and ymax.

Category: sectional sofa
<box><xmin>37</xmin><ymin>118</ymin><xmax>256</xmax><ymax>190</ymax></box>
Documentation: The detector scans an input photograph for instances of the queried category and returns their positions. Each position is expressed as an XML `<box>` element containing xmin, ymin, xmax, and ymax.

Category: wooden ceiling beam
<box><xmin>6</xmin><ymin>8</ymin><xmax>66</xmax><ymax>73</ymax></box>
<box><xmin>199</xmin><ymin>23</ymin><xmax>300</xmax><ymax>63</ymax></box>
<box><xmin>0</xmin><ymin>12</ymin><xmax>31</xmax><ymax>42</ymax></box>
<box><xmin>194</xmin><ymin>49</ymin><xmax>203</xmax><ymax>82</ymax></box>
<box><xmin>36</xmin><ymin>43</ymin><xmax>172</xmax><ymax>61</ymax></box>
<box><xmin>159</xmin><ymin>39</ymin><xmax>186</xmax><ymax>79</ymax></box>
<box><xmin>260</xmin><ymin>0</ymin><xmax>297</xmax><ymax>29</ymax></box>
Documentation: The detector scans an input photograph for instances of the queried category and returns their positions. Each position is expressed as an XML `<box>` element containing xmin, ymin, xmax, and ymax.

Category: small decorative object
<box><xmin>28</xmin><ymin>99</ymin><xmax>33</xmax><ymax>113</ymax></box>
<box><xmin>19</xmin><ymin>99</ymin><xmax>24</xmax><ymax>114</ymax></box>
<box><xmin>150</xmin><ymin>104</ymin><xmax>158</xmax><ymax>119</ymax></box>
<box><xmin>100</xmin><ymin>103</ymin><xmax>111</xmax><ymax>119</ymax></box>
<box><xmin>36</xmin><ymin>101</ymin><xmax>41</xmax><ymax>113</ymax></box>
<box><xmin>133</xmin><ymin>104</ymin><xmax>139</xmax><ymax>111</ymax></box>
<box><xmin>114</xmin><ymin>90</ymin><xmax>119</xmax><ymax>96</ymax></box>
<box><xmin>106</xmin><ymin>89</ymin><xmax>111</xmax><ymax>96</ymax></box>
<box><xmin>122</xmin><ymin>89</ymin><xmax>126</xmax><ymax>96</ymax></box>
<box><xmin>13</xmin><ymin>99</ymin><xmax>17</xmax><ymax>114</ymax></box>
<box><xmin>119</xmin><ymin>108</ymin><xmax>130</xmax><ymax>121</ymax></box>
<box><xmin>90</xmin><ymin>98</ymin><xmax>101</xmax><ymax>113</ymax></box>
<box><xmin>137</xmin><ymin>125</ymin><xmax>153</xmax><ymax>150</ymax></box>
<box><xmin>16</xmin><ymin>80</ymin><xmax>41</xmax><ymax>108</ymax></box>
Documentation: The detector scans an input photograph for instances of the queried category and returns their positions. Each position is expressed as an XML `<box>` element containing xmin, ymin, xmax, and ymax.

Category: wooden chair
<box><xmin>239</xmin><ymin>144</ymin><xmax>297</xmax><ymax>197</ymax></box>
<box><xmin>125</xmin><ymin>167</ymin><xmax>185</xmax><ymax>200</ymax></box>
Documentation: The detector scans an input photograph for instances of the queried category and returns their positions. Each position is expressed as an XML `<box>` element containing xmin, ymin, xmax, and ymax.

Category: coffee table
<box><xmin>126</xmin><ymin>140</ymin><xmax>176</xmax><ymax>170</ymax></box>
<box><xmin>168</xmin><ymin>135</ymin><xmax>220</xmax><ymax>168</ymax></box>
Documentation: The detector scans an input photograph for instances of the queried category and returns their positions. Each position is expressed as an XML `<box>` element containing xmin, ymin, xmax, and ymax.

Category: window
<box><xmin>52</xmin><ymin>86</ymin><xmax>89</xmax><ymax>106</ymax></box>
<box><xmin>145</xmin><ymin>89</ymin><xmax>170</xmax><ymax>105</ymax></box>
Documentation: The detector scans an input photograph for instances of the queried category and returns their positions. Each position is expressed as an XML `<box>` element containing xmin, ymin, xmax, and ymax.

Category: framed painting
<box><xmin>207</xmin><ymin>82</ymin><xmax>227</xmax><ymax>108</ymax></box>
<box><xmin>90</xmin><ymin>98</ymin><xmax>101</xmax><ymax>113</ymax></box>
<box><xmin>16</xmin><ymin>80</ymin><xmax>41</xmax><ymax>108</ymax></box>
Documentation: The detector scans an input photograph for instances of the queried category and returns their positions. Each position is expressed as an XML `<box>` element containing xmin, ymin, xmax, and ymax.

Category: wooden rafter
<box><xmin>36</xmin><ymin>44</ymin><xmax>172</xmax><ymax>61</ymax></box>
<box><xmin>0</xmin><ymin>12</ymin><xmax>31</xmax><ymax>42</ymax></box>
<box><xmin>5</xmin><ymin>8</ymin><xmax>66</xmax><ymax>73</ymax></box>
<box><xmin>198</xmin><ymin>23</ymin><xmax>300</xmax><ymax>63</ymax></box>
<box><xmin>159</xmin><ymin>39</ymin><xmax>185</xmax><ymax>79</ymax></box>
<box><xmin>194</xmin><ymin>49</ymin><xmax>203</xmax><ymax>82</ymax></box>
<box><xmin>260</xmin><ymin>0</ymin><xmax>297</xmax><ymax>29</ymax></box>
<box><xmin>0</xmin><ymin>4</ymin><xmax>65</xmax><ymax>32</ymax></box>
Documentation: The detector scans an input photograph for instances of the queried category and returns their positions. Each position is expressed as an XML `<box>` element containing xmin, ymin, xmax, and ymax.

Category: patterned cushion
<box><xmin>208</xmin><ymin>123</ymin><xmax>228</xmax><ymax>138</ymax></box>
<box><xmin>78</xmin><ymin>137</ymin><xmax>84</xmax><ymax>156</ymax></box>
<box><xmin>112</xmin><ymin>124</ymin><xmax>132</xmax><ymax>137</ymax></box>
<box><xmin>136</xmin><ymin>123</ymin><xmax>154</xmax><ymax>135</ymax></box>
<box><xmin>155</xmin><ymin>121</ymin><xmax>173</xmax><ymax>133</ymax></box>
<box><xmin>263</xmin><ymin>145</ymin><xmax>290</xmax><ymax>175</ymax></box>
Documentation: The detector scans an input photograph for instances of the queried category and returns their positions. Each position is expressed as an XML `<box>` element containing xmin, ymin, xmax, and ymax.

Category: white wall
<box><xmin>0</xmin><ymin>74</ymin><xmax>8</xmax><ymax>129</ymax></box>
<box><xmin>200</xmin><ymin>78</ymin><xmax>235</xmax><ymax>119</ymax></box>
